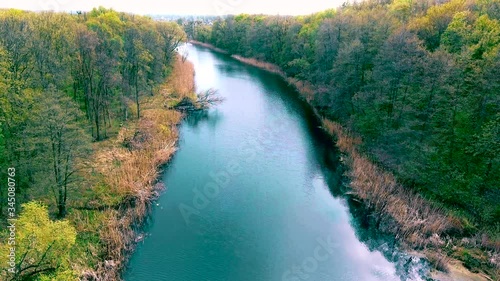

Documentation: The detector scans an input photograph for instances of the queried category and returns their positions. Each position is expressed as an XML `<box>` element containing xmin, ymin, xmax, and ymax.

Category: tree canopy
<box><xmin>0</xmin><ymin>202</ymin><xmax>77</xmax><ymax>280</ymax></box>
<box><xmin>186</xmin><ymin>0</ymin><xmax>499</xmax><ymax>235</ymax></box>
<box><xmin>0</xmin><ymin>8</ymin><xmax>186</xmax><ymax>280</ymax></box>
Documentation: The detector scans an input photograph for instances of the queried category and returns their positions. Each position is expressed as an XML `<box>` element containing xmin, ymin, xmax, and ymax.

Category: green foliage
<box><xmin>389</xmin><ymin>0</ymin><xmax>412</xmax><ymax>21</ymax></box>
<box><xmin>469</xmin><ymin>14</ymin><xmax>500</xmax><ymax>59</ymax></box>
<box><xmin>187</xmin><ymin>0</ymin><xmax>500</xmax><ymax>230</ymax></box>
<box><xmin>0</xmin><ymin>202</ymin><xmax>77</xmax><ymax>280</ymax></box>
<box><xmin>409</xmin><ymin>0</ymin><xmax>467</xmax><ymax>50</ymax></box>
<box><xmin>441</xmin><ymin>11</ymin><xmax>473</xmax><ymax>53</ymax></box>
<box><xmin>474</xmin><ymin>0</ymin><xmax>500</xmax><ymax>20</ymax></box>
<box><xmin>0</xmin><ymin>123</ymin><xmax>5</xmax><ymax>171</ymax></box>
<box><xmin>0</xmin><ymin>8</ymin><xmax>186</xmax><ymax>278</ymax></box>
<box><xmin>27</xmin><ymin>90</ymin><xmax>92</xmax><ymax>218</ymax></box>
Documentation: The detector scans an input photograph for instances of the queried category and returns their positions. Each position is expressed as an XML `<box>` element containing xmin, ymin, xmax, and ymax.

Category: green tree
<box><xmin>123</xmin><ymin>20</ymin><xmax>153</xmax><ymax>119</ymax></box>
<box><xmin>441</xmin><ymin>11</ymin><xmax>473</xmax><ymax>53</ymax></box>
<box><xmin>409</xmin><ymin>0</ymin><xmax>466</xmax><ymax>50</ymax></box>
<box><xmin>188</xmin><ymin>0</ymin><xmax>500</xmax><ymax>229</ymax></box>
<box><xmin>0</xmin><ymin>202</ymin><xmax>77</xmax><ymax>280</ymax></box>
<box><xmin>31</xmin><ymin>12</ymin><xmax>76</xmax><ymax>90</ymax></box>
<box><xmin>28</xmin><ymin>91</ymin><xmax>91</xmax><ymax>218</ymax></box>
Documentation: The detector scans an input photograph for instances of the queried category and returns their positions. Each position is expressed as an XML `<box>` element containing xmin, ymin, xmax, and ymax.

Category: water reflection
<box><xmin>124</xmin><ymin>44</ymin><xmax>431</xmax><ymax>281</ymax></box>
<box><xmin>184</xmin><ymin>109</ymin><xmax>224</xmax><ymax>130</ymax></box>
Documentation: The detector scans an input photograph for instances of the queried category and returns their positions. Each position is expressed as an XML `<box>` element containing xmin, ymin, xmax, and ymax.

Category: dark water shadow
<box><xmin>184</xmin><ymin>109</ymin><xmax>224</xmax><ymax>130</ymax></box>
<box><xmin>235</xmin><ymin>61</ymin><xmax>434</xmax><ymax>280</ymax></box>
<box><xmin>127</xmin><ymin>45</ymin><xmax>434</xmax><ymax>281</ymax></box>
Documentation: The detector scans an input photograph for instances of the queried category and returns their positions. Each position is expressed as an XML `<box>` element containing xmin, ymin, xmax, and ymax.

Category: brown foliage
<box><xmin>232</xmin><ymin>55</ymin><xmax>285</xmax><ymax>76</ymax></box>
<box><xmin>427</xmin><ymin>251</ymin><xmax>451</xmax><ymax>273</ymax></box>
<box><xmin>190</xmin><ymin>40</ymin><xmax>229</xmax><ymax>54</ymax></box>
<box><xmin>167</xmin><ymin>55</ymin><xmax>196</xmax><ymax>99</ymax></box>
<box><xmin>82</xmin><ymin>55</ymin><xmax>192</xmax><ymax>281</ymax></box>
<box><xmin>230</xmin><ymin>53</ymin><xmax>317</xmax><ymax>103</ymax></box>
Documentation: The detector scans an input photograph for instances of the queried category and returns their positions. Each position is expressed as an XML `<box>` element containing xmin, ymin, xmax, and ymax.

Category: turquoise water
<box><xmin>123</xmin><ymin>44</ymin><xmax>428</xmax><ymax>281</ymax></box>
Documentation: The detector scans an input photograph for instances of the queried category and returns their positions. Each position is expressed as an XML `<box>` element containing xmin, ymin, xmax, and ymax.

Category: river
<box><xmin>123</xmin><ymin>44</ymin><xmax>430</xmax><ymax>281</ymax></box>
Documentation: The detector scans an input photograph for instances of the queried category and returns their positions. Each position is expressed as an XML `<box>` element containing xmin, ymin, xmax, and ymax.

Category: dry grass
<box><xmin>427</xmin><ymin>251</ymin><xmax>451</xmax><ymax>273</ymax></box>
<box><xmin>229</xmin><ymin>53</ymin><xmax>317</xmax><ymax>103</ymax></box>
<box><xmin>190</xmin><ymin>40</ymin><xmax>284</xmax><ymax>77</ymax></box>
<box><xmin>166</xmin><ymin>56</ymin><xmax>196</xmax><ymax>100</ymax></box>
<box><xmin>184</xmin><ymin>44</ymin><xmax>497</xmax><ymax>280</ymax></box>
<box><xmin>190</xmin><ymin>40</ymin><xmax>229</xmax><ymax>54</ymax></box>
<box><xmin>322</xmin><ymin>120</ymin><xmax>361</xmax><ymax>154</ymax></box>
<box><xmin>287</xmin><ymin>77</ymin><xmax>316</xmax><ymax>103</ymax></box>
<box><xmin>322</xmin><ymin>118</ymin><xmax>457</xmax><ymax>248</ymax></box>
<box><xmin>191</xmin><ymin>40</ymin><xmax>318</xmax><ymax>103</ymax></box>
<box><xmin>80</xmin><ymin>55</ymin><xmax>193</xmax><ymax>281</ymax></box>
<box><xmin>231</xmin><ymin>55</ymin><xmax>285</xmax><ymax>76</ymax></box>
<box><xmin>322</xmin><ymin>119</ymin><xmax>497</xmax><ymax>280</ymax></box>
<box><xmin>215</xmin><ymin>49</ymin><xmax>456</xmax><ymax>246</ymax></box>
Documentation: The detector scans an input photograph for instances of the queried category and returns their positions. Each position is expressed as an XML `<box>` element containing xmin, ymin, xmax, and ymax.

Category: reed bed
<box><xmin>81</xmin><ymin>56</ymin><xmax>193</xmax><ymax>281</ymax></box>
<box><xmin>322</xmin><ymin>119</ymin><xmax>457</xmax><ymax>248</ymax></box>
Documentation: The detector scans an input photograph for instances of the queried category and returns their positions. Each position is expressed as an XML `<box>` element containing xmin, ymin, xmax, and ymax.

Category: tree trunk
<box><xmin>135</xmin><ymin>75</ymin><xmax>140</xmax><ymax>119</ymax></box>
<box><xmin>57</xmin><ymin>185</ymin><xmax>66</xmax><ymax>218</ymax></box>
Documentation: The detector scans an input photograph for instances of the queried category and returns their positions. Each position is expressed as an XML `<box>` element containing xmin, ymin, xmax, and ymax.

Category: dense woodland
<box><xmin>0</xmin><ymin>7</ymin><xmax>184</xmax><ymax>217</ymax></box>
<box><xmin>0</xmin><ymin>7</ymin><xmax>185</xmax><ymax>280</ymax></box>
<box><xmin>187</xmin><ymin>0</ymin><xmax>500</xmax><ymax>232</ymax></box>
<box><xmin>0</xmin><ymin>0</ymin><xmax>498</xmax><ymax>279</ymax></box>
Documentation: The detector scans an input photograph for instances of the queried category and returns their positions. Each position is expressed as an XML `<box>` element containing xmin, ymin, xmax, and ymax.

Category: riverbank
<box><xmin>190</xmin><ymin>41</ymin><xmax>316</xmax><ymax>103</ymax></box>
<box><xmin>188</xmin><ymin>40</ymin><xmax>496</xmax><ymax>281</ymax></box>
<box><xmin>77</xmin><ymin>56</ymin><xmax>195</xmax><ymax>280</ymax></box>
<box><xmin>189</xmin><ymin>40</ymin><xmax>229</xmax><ymax>54</ymax></box>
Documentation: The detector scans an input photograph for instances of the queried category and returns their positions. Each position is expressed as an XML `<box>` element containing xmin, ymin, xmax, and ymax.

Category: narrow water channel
<box><xmin>124</xmin><ymin>44</ymin><xmax>429</xmax><ymax>281</ymax></box>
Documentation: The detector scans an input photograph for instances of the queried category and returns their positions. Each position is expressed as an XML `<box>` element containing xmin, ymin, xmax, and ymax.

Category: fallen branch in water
<box><xmin>173</xmin><ymin>88</ymin><xmax>224</xmax><ymax>112</ymax></box>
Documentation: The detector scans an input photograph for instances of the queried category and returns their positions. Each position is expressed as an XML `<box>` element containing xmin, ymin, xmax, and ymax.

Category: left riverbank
<box><xmin>78</xmin><ymin>56</ymin><xmax>195</xmax><ymax>280</ymax></box>
<box><xmin>0</xmin><ymin>55</ymin><xmax>195</xmax><ymax>281</ymax></box>
<box><xmin>0</xmin><ymin>9</ymin><xmax>191</xmax><ymax>280</ymax></box>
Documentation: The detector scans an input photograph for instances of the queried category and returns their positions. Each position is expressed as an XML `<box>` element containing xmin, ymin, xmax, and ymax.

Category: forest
<box><xmin>187</xmin><ymin>0</ymin><xmax>499</xmax><ymax>231</ymax></box>
<box><xmin>0</xmin><ymin>7</ymin><xmax>187</xmax><ymax>280</ymax></box>
<box><xmin>0</xmin><ymin>0</ymin><xmax>498</xmax><ymax>279</ymax></box>
<box><xmin>185</xmin><ymin>0</ymin><xmax>499</xmax><ymax>276</ymax></box>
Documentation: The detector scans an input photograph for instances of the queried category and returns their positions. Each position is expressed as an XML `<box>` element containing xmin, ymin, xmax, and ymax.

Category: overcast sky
<box><xmin>0</xmin><ymin>0</ymin><xmax>344</xmax><ymax>15</ymax></box>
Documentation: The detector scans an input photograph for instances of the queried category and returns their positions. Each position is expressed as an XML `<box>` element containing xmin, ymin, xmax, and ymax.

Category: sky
<box><xmin>0</xmin><ymin>0</ymin><xmax>344</xmax><ymax>16</ymax></box>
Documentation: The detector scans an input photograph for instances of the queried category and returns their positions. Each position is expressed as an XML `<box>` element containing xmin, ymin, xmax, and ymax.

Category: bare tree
<box><xmin>28</xmin><ymin>90</ymin><xmax>91</xmax><ymax>218</ymax></box>
<box><xmin>196</xmin><ymin>89</ymin><xmax>225</xmax><ymax>109</ymax></box>
<box><xmin>173</xmin><ymin>89</ymin><xmax>225</xmax><ymax>112</ymax></box>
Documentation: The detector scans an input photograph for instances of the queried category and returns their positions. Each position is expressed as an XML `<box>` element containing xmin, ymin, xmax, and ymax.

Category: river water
<box><xmin>123</xmin><ymin>44</ymin><xmax>430</xmax><ymax>281</ymax></box>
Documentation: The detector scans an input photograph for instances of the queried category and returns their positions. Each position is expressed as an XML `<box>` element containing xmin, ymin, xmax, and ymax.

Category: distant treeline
<box><xmin>186</xmin><ymin>0</ymin><xmax>499</xmax><ymax>229</ymax></box>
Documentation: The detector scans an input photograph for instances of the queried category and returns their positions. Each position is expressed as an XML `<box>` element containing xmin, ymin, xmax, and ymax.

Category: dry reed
<box><xmin>167</xmin><ymin>56</ymin><xmax>196</xmax><ymax>99</ymax></box>
<box><xmin>322</xmin><ymin>119</ymin><xmax>457</xmax><ymax>248</ymax></box>
<box><xmin>184</xmin><ymin>43</ymin><xmax>495</xmax><ymax>280</ymax></box>
<box><xmin>81</xmin><ymin>55</ymin><xmax>193</xmax><ymax>281</ymax></box>
<box><xmin>189</xmin><ymin>40</ymin><xmax>229</xmax><ymax>54</ymax></box>
<box><xmin>197</xmin><ymin>44</ymin><xmax>457</xmax><ymax>247</ymax></box>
